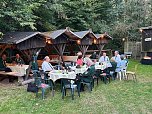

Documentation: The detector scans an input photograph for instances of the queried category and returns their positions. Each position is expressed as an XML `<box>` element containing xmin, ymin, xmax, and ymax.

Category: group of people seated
<box><xmin>0</xmin><ymin>53</ymin><xmax>25</xmax><ymax>72</ymax></box>
<box><xmin>99</xmin><ymin>51</ymin><xmax>128</xmax><ymax>80</ymax></box>
<box><xmin>76</xmin><ymin>51</ymin><xmax>128</xmax><ymax>80</ymax></box>
<box><xmin>0</xmin><ymin>50</ymin><xmax>128</xmax><ymax>83</ymax></box>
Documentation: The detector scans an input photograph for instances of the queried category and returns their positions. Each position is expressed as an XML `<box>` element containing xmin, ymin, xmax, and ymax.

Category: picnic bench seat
<box><xmin>0</xmin><ymin>71</ymin><xmax>24</xmax><ymax>82</ymax></box>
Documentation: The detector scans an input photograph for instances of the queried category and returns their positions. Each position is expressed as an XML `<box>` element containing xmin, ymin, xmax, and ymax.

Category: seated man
<box><xmin>14</xmin><ymin>54</ymin><xmax>25</xmax><ymax>64</ymax></box>
<box><xmin>0</xmin><ymin>54</ymin><xmax>12</xmax><ymax>72</ymax></box>
<box><xmin>42</xmin><ymin>56</ymin><xmax>54</xmax><ymax>72</ymax></box>
<box><xmin>99</xmin><ymin>52</ymin><xmax>110</xmax><ymax>63</ymax></box>
<box><xmin>90</xmin><ymin>52</ymin><xmax>97</xmax><ymax>59</ymax></box>
<box><xmin>111</xmin><ymin>51</ymin><xmax>121</xmax><ymax>63</ymax></box>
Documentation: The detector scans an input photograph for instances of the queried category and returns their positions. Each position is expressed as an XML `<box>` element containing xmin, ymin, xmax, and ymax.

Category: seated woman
<box><xmin>76</xmin><ymin>55</ymin><xmax>83</xmax><ymax>66</ymax></box>
<box><xmin>115</xmin><ymin>55</ymin><xmax>128</xmax><ymax>80</ymax></box>
<box><xmin>83</xmin><ymin>56</ymin><xmax>94</xmax><ymax>67</ymax></box>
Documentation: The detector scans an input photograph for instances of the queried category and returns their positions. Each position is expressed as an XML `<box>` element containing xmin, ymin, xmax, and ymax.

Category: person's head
<box><xmin>77</xmin><ymin>51</ymin><xmax>82</xmax><ymax>56</ymax></box>
<box><xmin>92</xmin><ymin>59</ymin><xmax>97</xmax><ymax>63</ymax></box>
<box><xmin>2</xmin><ymin>54</ymin><xmax>6</xmax><ymax>60</ymax></box>
<box><xmin>110</xmin><ymin>58</ymin><xmax>115</xmax><ymax>62</ymax></box>
<box><xmin>120</xmin><ymin>55</ymin><xmax>124</xmax><ymax>60</ymax></box>
<box><xmin>16</xmin><ymin>54</ymin><xmax>20</xmax><ymax>59</ymax></box>
<box><xmin>124</xmin><ymin>54</ymin><xmax>127</xmax><ymax>59</ymax></box>
<box><xmin>78</xmin><ymin>55</ymin><xmax>83</xmax><ymax>59</ymax></box>
<box><xmin>114</xmin><ymin>51</ymin><xmax>119</xmax><ymax>56</ymax></box>
<box><xmin>102</xmin><ymin>52</ymin><xmax>106</xmax><ymax>57</ymax></box>
<box><xmin>44</xmin><ymin>56</ymin><xmax>50</xmax><ymax>62</ymax></box>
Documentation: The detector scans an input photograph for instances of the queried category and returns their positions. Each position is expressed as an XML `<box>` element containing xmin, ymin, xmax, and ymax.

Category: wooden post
<box><xmin>0</xmin><ymin>45</ymin><xmax>12</xmax><ymax>56</ymax></box>
<box><xmin>96</xmin><ymin>44</ymin><xmax>105</xmax><ymax>59</ymax></box>
<box><xmin>53</xmin><ymin>44</ymin><xmax>66</xmax><ymax>64</ymax></box>
<box><xmin>78</xmin><ymin>45</ymin><xmax>89</xmax><ymax>57</ymax></box>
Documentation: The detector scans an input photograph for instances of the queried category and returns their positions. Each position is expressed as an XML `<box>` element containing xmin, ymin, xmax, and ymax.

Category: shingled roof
<box><xmin>0</xmin><ymin>32</ymin><xmax>46</xmax><ymax>50</ymax></box>
<box><xmin>95</xmin><ymin>33</ymin><xmax>112</xmax><ymax>39</ymax></box>
<box><xmin>43</xmin><ymin>28</ymin><xmax>80</xmax><ymax>40</ymax></box>
<box><xmin>0</xmin><ymin>32</ymin><xmax>42</xmax><ymax>44</ymax></box>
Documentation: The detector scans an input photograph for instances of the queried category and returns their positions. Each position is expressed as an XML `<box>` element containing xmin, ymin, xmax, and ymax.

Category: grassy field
<box><xmin>0</xmin><ymin>60</ymin><xmax>152</xmax><ymax>114</ymax></box>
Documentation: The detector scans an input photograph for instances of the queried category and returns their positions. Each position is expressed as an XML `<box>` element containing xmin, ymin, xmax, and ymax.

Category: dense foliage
<box><xmin>0</xmin><ymin>0</ymin><xmax>152</xmax><ymax>41</ymax></box>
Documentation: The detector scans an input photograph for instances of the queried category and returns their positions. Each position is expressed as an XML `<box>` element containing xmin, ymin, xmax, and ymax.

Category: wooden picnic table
<box><xmin>0</xmin><ymin>71</ymin><xmax>24</xmax><ymax>82</ymax></box>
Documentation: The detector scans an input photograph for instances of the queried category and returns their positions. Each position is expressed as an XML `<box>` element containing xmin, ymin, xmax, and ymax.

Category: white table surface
<box><xmin>70</xmin><ymin>66</ymin><xmax>88</xmax><ymax>74</ymax></box>
<box><xmin>95</xmin><ymin>62</ymin><xmax>112</xmax><ymax>70</ymax></box>
<box><xmin>49</xmin><ymin>70</ymin><xmax>76</xmax><ymax>82</ymax></box>
<box><xmin>8</xmin><ymin>65</ymin><xmax>29</xmax><ymax>75</ymax></box>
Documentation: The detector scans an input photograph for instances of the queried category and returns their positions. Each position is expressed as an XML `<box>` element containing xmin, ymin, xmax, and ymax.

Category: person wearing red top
<box><xmin>76</xmin><ymin>55</ymin><xmax>83</xmax><ymax>66</ymax></box>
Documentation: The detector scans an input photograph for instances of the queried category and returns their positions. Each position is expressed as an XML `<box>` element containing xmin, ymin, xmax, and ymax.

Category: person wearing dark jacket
<box><xmin>0</xmin><ymin>54</ymin><xmax>7</xmax><ymax>71</ymax></box>
<box><xmin>14</xmin><ymin>54</ymin><xmax>25</xmax><ymax>65</ymax></box>
<box><xmin>90</xmin><ymin>52</ymin><xmax>97</xmax><ymax>59</ymax></box>
<box><xmin>0</xmin><ymin>54</ymin><xmax>12</xmax><ymax>72</ymax></box>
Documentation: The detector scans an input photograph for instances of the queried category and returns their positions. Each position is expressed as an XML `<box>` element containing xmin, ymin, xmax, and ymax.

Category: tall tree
<box><xmin>0</xmin><ymin>0</ymin><xmax>44</xmax><ymax>33</ymax></box>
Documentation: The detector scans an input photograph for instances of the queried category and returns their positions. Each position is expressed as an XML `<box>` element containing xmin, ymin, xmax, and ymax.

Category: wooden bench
<box><xmin>63</xmin><ymin>56</ymin><xmax>78</xmax><ymax>62</ymax></box>
<box><xmin>0</xmin><ymin>71</ymin><xmax>24</xmax><ymax>82</ymax></box>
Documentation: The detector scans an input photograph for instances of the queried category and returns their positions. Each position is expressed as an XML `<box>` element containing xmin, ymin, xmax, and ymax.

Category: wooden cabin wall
<box><xmin>81</xmin><ymin>35</ymin><xmax>93</xmax><ymax>45</ymax></box>
<box><xmin>53</xmin><ymin>33</ymin><xmax>69</xmax><ymax>44</ymax></box>
<box><xmin>97</xmin><ymin>38</ymin><xmax>108</xmax><ymax>44</ymax></box>
<box><xmin>17</xmin><ymin>35</ymin><xmax>46</xmax><ymax>50</ymax></box>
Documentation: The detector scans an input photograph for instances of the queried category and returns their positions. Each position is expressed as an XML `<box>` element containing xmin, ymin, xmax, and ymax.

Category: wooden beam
<box><xmin>53</xmin><ymin>44</ymin><xmax>66</xmax><ymax>64</ymax></box>
<box><xmin>96</xmin><ymin>44</ymin><xmax>105</xmax><ymax>59</ymax></box>
<box><xmin>78</xmin><ymin>45</ymin><xmax>89</xmax><ymax>57</ymax></box>
<box><xmin>0</xmin><ymin>44</ymin><xmax>12</xmax><ymax>56</ymax></box>
<box><xmin>25</xmin><ymin>61</ymin><xmax>32</xmax><ymax>80</ymax></box>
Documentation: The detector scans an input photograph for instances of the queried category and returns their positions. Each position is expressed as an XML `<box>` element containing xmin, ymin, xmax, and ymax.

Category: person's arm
<box><xmin>107</xmin><ymin>56</ymin><xmax>110</xmax><ymax>61</ymax></box>
<box><xmin>99</xmin><ymin>57</ymin><xmax>102</xmax><ymax>63</ymax></box>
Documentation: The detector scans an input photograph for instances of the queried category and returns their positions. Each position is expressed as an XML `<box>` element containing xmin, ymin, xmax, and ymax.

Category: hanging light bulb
<box><xmin>139</xmin><ymin>29</ymin><xmax>143</xmax><ymax>32</ymax></box>
<box><xmin>47</xmin><ymin>40</ymin><xmax>51</xmax><ymax>44</ymax></box>
<box><xmin>77</xmin><ymin>40</ymin><xmax>81</xmax><ymax>44</ymax></box>
<box><xmin>93</xmin><ymin>39</ymin><xmax>97</xmax><ymax>44</ymax></box>
<box><xmin>101</xmin><ymin>34</ymin><xmax>104</xmax><ymax>38</ymax></box>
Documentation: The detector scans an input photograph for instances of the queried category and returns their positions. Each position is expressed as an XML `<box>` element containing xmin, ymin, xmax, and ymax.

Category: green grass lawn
<box><xmin>0</xmin><ymin>60</ymin><xmax>152</xmax><ymax>114</ymax></box>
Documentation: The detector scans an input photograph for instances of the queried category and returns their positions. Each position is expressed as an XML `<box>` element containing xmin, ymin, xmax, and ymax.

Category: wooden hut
<box><xmin>95</xmin><ymin>33</ymin><xmax>112</xmax><ymax>58</ymax></box>
<box><xmin>44</xmin><ymin>27</ymin><xmax>80</xmax><ymax>63</ymax></box>
<box><xmin>0</xmin><ymin>32</ymin><xmax>47</xmax><ymax>62</ymax></box>
<box><xmin>140</xmin><ymin>26</ymin><xmax>152</xmax><ymax>65</ymax></box>
<box><xmin>74</xmin><ymin>29</ymin><xmax>97</xmax><ymax>57</ymax></box>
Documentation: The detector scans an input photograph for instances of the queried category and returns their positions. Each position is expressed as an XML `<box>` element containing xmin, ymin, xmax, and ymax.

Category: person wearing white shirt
<box><xmin>42</xmin><ymin>56</ymin><xmax>54</xmax><ymax>72</ymax></box>
<box><xmin>111</xmin><ymin>51</ymin><xmax>121</xmax><ymax>63</ymax></box>
<box><xmin>99</xmin><ymin>52</ymin><xmax>110</xmax><ymax>63</ymax></box>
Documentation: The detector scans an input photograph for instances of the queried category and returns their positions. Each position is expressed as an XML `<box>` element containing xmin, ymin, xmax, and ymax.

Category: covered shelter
<box><xmin>0</xmin><ymin>32</ymin><xmax>47</xmax><ymax>61</ymax></box>
<box><xmin>74</xmin><ymin>29</ymin><xmax>97</xmax><ymax>57</ymax></box>
<box><xmin>95</xmin><ymin>33</ymin><xmax>112</xmax><ymax>58</ymax></box>
<box><xmin>44</xmin><ymin>27</ymin><xmax>80</xmax><ymax>63</ymax></box>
